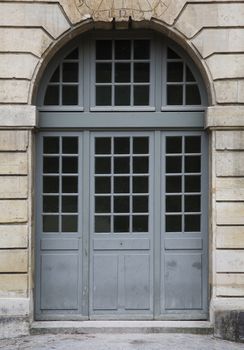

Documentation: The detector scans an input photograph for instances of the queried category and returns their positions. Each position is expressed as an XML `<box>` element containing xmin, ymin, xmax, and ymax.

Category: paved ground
<box><xmin>0</xmin><ymin>333</ymin><xmax>243</xmax><ymax>350</ymax></box>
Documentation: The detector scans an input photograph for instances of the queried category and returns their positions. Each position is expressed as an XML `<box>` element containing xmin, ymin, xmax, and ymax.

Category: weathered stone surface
<box><xmin>216</xmin><ymin>250</ymin><xmax>244</xmax><ymax>273</ymax></box>
<box><xmin>0</xmin><ymin>3</ymin><xmax>70</xmax><ymax>39</ymax></box>
<box><xmin>176</xmin><ymin>3</ymin><xmax>244</xmax><ymax>38</ymax></box>
<box><xmin>214</xmin><ymin>80</ymin><xmax>244</xmax><ymax>104</ymax></box>
<box><xmin>216</xmin><ymin>131</ymin><xmax>244</xmax><ymax>151</ymax></box>
<box><xmin>207</xmin><ymin>54</ymin><xmax>244</xmax><ymax>80</ymax></box>
<box><xmin>206</xmin><ymin>106</ymin><xmax>244</xmax><ymax>128</ymax></box>
<box><xmin>0</xmin><ymin>176</ymin><xmax>28</xmax><ymax>199</ymax></box>
<box><xmin>0</xmin><ymin>80</ymin><xmax>29</xmax><ymax>104</ymax></box>
<box><xmin>216</xmin><ymin>226</ymin><xmax>244</xmax><ymax>249</ymax></box>
<box><xmin>214</xmin><ymin>310</ymin><xmax>242</xmax><ymax>342</ymax></box>
<box><xmin>0</xmin><ymin>298</ymin><xmax>29</xmax><ymax>316</ymax></box>
<box><xmin>0</xmin><ymin>250</ymin><xmax>27</xmax><ymax>273</ymax></box>
<box><xmin>216</xmin><ymin>152</ymin><xmax>244</xmax><ymax>177</ymax></box>
<box><xmin>0</xmin><ymin>130</ymin><xmax>28</xmax><ymax>151</ymax></box>
<box><xmin>0</xmin><ymin>28</ymin><xmax>52</xmax><ymax>57</ymax></box>
<box><xmin>216</xmin><ymin>202</ymin><xmax>244</xmax><ymax>225</ymax></box>
<box><xmin>192</xmin><ymin>29</ymin><xmax>244</xmax><ymax>58</ymax></box>
<box><xmin>216</xmin><ymin>274</ymin><xmax>244</xmax><ymax>297</ymax></box>
<box><xmin>0</xmin><ymin>225</ymin><xmax>28</xmax><ymax>249</ymax></box>
<box><xmin>0</xmin><ymin>200</ymin><xmax>28</xmax><ymax>223</ymax></box>
<box><xmin>0</xmin><ymin>316</ymin><xmax>29</xmax><ymax>339</ymax></box>
<box><xmin>0</xmin><ymin>105</ymin><xmax>37</xmax><ymax>127</ymax></box>
<box><xmin>0</xmin><ymin>274</ymin><xmax>28</xmax><ymax>297</ymax></box>
<box><xmin>216</xmin><ymin>178</ymin><xmax>244</xmax><ymax>201</ymax></box>
<box><xmin>0</xmin><ymin>54</ymin><xmax>38</xmax><ymax>79</ymax></box>
<box><xmin>0</xmin><ymin>153</ymin><xmax>27</xmax><ymax>175</ymax></box>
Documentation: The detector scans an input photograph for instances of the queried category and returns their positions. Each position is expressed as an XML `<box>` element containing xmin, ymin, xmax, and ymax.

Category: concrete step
<box><xmin>31</xmin><ymin>321</ymin><xmax>213</xmax><ymax>335</ymax></box>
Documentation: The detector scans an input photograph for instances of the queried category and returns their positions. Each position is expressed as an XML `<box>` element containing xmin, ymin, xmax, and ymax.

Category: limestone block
<box><xmin>0</xmin><ymin>105</ymin><xmax>37</xmax><ymax>127</ymax></box>
<box><xmin>0</xmin><ymin>274</ymin><xmax>28</xmax><ymax>297</ymax></box>
<box><xmin>0</xmin><ymin>225</ymin><xmax>28</xmax><ymax>249</ymax></box>
<box><xmin>0</xmin><ymin>176</ymin><xmax>28</xmax><ymax>199</ymax></box>
<box><xmin>214</xmin><ymin>80</ymin><xmax>238</xmax><ymax>104</ymax></box>
<box><xmin>207</xmin><ymin>54</ymin><xmax>244</xmax><ymax>80</ymax></box>
<box><xmin>176</xmin><ymin>3</ymin><xmax>244</xmax><ymax>38</ymax></box>
<box><xmin>0</xmin><ymin>28</ymin><xmax>52</xmax><ymax>57</ymax></box>
<box><xmin>0</xmin><ymin>298</ymin><xmax>29</xmax><ymax>316</ymax></box>
<box><xmin>216</xmin><ymin>152</ymin><xmax>244</xmax><ymax>177</ymax></box>
<box><xmin>216</xmin><ymin>226</ymin><xmax>244</xmax><ymax>249</ymax></box>
<box><xmin>216</xmin><ymin>202</ymin><xmax>244</xmax><ymax>225</ymax></box>
<box><xmin>216</xmin><ymin>131</ymin><xmax>244</xmax><ymax>151</ymax></box>
<box><xmin>216</xmin><ymin>274</ymin><xmax>244</xmax><ymax>297</ymax></box>
<box><xmin>0</xmin><ymin>200</ymin><xmax>28</xmax><ymax>223</ymax></box>
<box><xmin>192</xmin><ymin>29</ymin><xmax>244</xmax><ymax>58</ymax></box>
<box><xmin>0</xmin><ymin>153</ymin><xmax>27</xmax><ymax>175</ymax></box>
<box><xmin>0</xmin><ymin>250</ymin><xmax>27</xmax><ymax>273</ymax></box>
<box><xmin>0</xmin><ymin>3</ymin><xmax>70</xmax><ymax>39</ymax></box>
<box><xmin>216</xmin><ymin>178</ymin><xmax>244</xmax><ymax>202</ymax></box>
<box><xmin>206</xmin><ymin>106</ymin><xmax>244</xmax><ymax>128</ymax></box>
<box><xmin>0</xmin><ymin>54</ymin><xmax>38</xmax><ymax>80</ymax></box>
<box><xmin>0</xmin><ymin>80</ymin><xmax>29</xmax><ymax>104</ymax></box>
<box><xmin>216</xmin><ymin>250</ymin><xmax>244</xmax><ymax>273</ymax></box>
<box><xmin>0</xmin><ymin>131</ymin><xmax>28</xmax><ymax>151</ymax></box>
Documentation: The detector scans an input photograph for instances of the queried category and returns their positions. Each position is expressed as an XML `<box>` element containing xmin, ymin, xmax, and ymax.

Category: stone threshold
<box><xmin>31</xmin><ymin>321</ymin><xmax>213</xmax><ymax>335</ymax></box>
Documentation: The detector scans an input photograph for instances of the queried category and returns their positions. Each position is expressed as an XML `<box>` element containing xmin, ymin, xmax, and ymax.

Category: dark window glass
<box><xmin>65</xmin><ymin>48</ymin><xmax>79</xmax><ymax>60</ymax></box>
<box><xmin>114</xmin><ymin>138</ymin><xmax>130</xmax><ymax>154</ymax></box>
<box><xmin>133</xmin><ymin>196</ymin><xmax>148</xmax><ymax>213</ymax></box>
<box><xmin>166</xmin><ymin>137</ymin><xmax>182</xmax><ymax>154</ymax></box>
<box><xmin>133</xmin><ymin>137</ymin><xmax>149</xmax><ymax>154</ymax></box>
<box><xmin>134</xmin><ymin>40</ymin><xmax>150</xmax><ymax>59</ymax></box>
<box><xmin>114</xmin><ymin>196</ymin><xmax>130</xmax><ymax>213</ymax></box>
<box><xmin>96</xmin><ymin>86</ymin><xmax>111</xmax><ymax>106</ymax></box>
<box><xmin>95</xmin><ymin>177</ymin><xmax>111</xmax><ymax>194</ymax></box>
<box><xmin>186</xmin><ymin>85</ymin><xmax>201</xmax><ymax>105</ymax></box>
<box><xmin>95</xmin><ymin>216</ymin><xmax>110</xmax><ymax>233</ymax></box>
<box><xmin>62</xmin><ymin>215</ymin><xmax>78</xmax><ymax>232</ymax></box>
<box><xmin>186</xmin><ymin>66</ymin><xmax>196</xmax><ymax>82</ymax></box>
<box><xmin>167</xmin><ymin>85</ymin><xmax>183</xmax><ymax>105</ymax></box>
<box><xmin>115</xmin><ymin>86</ymin><xmax>130</xmax><ymax>106</ymax></box>
<box><xmin>133</xmin><ymin>215</ymin><xmax>148</xmax><ymax>232</ymax></box>
<box><xmin>115</xmin><ymin>63</ymin><xmax>131</xmax><ymax>82</ymax></box>
<box><xmin>167</xmin><ymin>48</ymin><xmax>180</xmax><ymax>59</ymax></box>
<box><xmin>62</xmin><ymin>137</ymin><xmax>78</xmax><ymax>154</ymax></box>
<box><xmin>95</xmin><ymin>157</ymin><xmax>111</xmax><ymax>174</ymax></box>
<box><xmin>114</xmin><ymin>216</ymin><xmax>130</xmax><ymax>233</ymax></box>
<box><xmin>43</xmin><ymin>196</ymin><xmax>59</xmax><ymax>213</ymax></box>
<box><xmin>96</xmin><ymin>40</ymin><xmax>112</xmax><ymax>60</ymax></box>
<box><xmin>43</xmin><ymin>157</ymin><xmax>59</xmax><ymax>173</ymax></box>
<box><xmin>114</xmin><ymin>177</ymin><xmax>130</xmax><ymax>193</ymax></box>
<box><xmin>185</xmin><ymin>195</ymin><xmax>201</xmax><ymax>212</ymax></box>
<box><xmin>133</xmin><ymin>177</ymin><xmax>148</xmax><ymax>193</ymax></box>
<box><xmin>43</xmin><ymin>215</ymin><xmax>59</xmax><ymax>232</ymax></box>
<box><xmin>185</xmin><ymin>156</ymin><xmax>201</xmax><ymax>173</ymax></box>
<box><xmin>166</xmin><ymin>176</ymin><xmax>182</xmax><ymax>193</ymax></box>
<box><xmin>134</xmin><ymin>63</ymin><xmax>150</xmax><ymax>82</ymax></box>
<box><xmin>62</xmin><ymin>176</ymin><xmax>78</xmax><ymax>193</ymax></box>
<box><xmin>166</xmin><ymin>195</ymin><xmax>182</xmax><ymax>212</ymax></box>
<box><xmin>95</xmin><ymin>196</ymin><xmax>111</xmax><ymax>213</ymax></box>
<box><xmin>63</xmin><ymin>63</ymin><xmax>78</xmax><ymax>82</ymax></box>
<box><xmin>95</xmin><ymin>138</ymin><xmax>111</xmax><ymax>154</ymax></box>
<box><xmin>96</xmin><ymin>63</ymin><xmax>112</xmax><ymax>83</ymax></box>
<box><xmin>166</xmin><ymin>156</ymin><xmax>182</xmax><ymax>173</ymax></box>
<box><xmin>44</xmin><ymin>85</ymin><xmax>59</xmax><ymax>105</ymax></box>
<box><xmin>133</xmin><ymin>157</ymin><xmax>149</xmax><ymax>173</ymax></box>
<box><xmin>62</xmin><ymin>196</ymin><xmax>78</xmax><ymax>213</ymax></box>
<box><xmin>185</xmin><ymin>215</ymin><xmax>200</xmax><ymax>232</ymax></box>
<box><xmin>43</xmin><ymin>137</ymin><xmax>59</xmax><ymax>154</ymax></box>
<box><xmin>62</xmin><ymin>157</ymin><xmax>78</xmax><ymax>173</ymax></box>
<box><xmin>115</xmin><ymin>40</ymin><xmax>131</xmax><ymax>59</ymax></box>
<box><xmin>167</xmin><ymin>62</ymin><xmax>183</xmax><ymax>82</ymax></box>
<box><xmin>134</xmin><ymin>86</ymin><xmax>149</xmax><ymax>106</ymax></box>
<box><xmin>43</xmin><ymin>176</ymin><xmax>59</xmax><ymax>193</ymax></box>
<box><xmin>114</xmin><ymin>157</ymin><xmax>130</xmax><ymax>173</ymax></box>
<box><xmin>62</xmin><ymin>86</ymin><xmax>78</xmax><ymax>105</ymax></box>
<box><xmin>166</xmin><ymin>215</ymin><xmax>182</xmax><ymax>232</ymax></box>
<box><xmin>185</xmin><ymin>175</ymin><xmax>201</xmax><ymax>193</ymax></box>
<box><xmin>185</xmin><ymin>136</ymin><xmax>201</xmax><ymax>153</ymax></box>
<box><xmin>50</xmin><ymin>67</ymin><xmax>60</xmax><ymax>82</ymax></box>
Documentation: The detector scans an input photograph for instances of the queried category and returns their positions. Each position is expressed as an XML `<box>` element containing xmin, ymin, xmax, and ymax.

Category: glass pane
<box><xmin>115</xmin><ymin>63</ymin><xmax>130</xmax><ymax>82</ymax></box>
<box><xmin>133</xmin><ymin>157</ymin><xmax>149</xmax><ymax>173</ymax></box>
<box><xmin>95</xmin><ymin>216</ymin><xmax>110</xmax><ymax>232</ymax></box>
<box><xmin>134</xmin><ymin>63</ymin><xmax>150</xmax><ymax>82</ymax></box>
<box><xmin>62</xmin><ymin>137</ymin><xmax>78</xmax><ymax>154</ymax></box>
<box><xmin>43</xmin><ymin>215</ymin><xmax>59</xmax><ymax>232</ymax></box>
<box><xmin>43</xmin><ymin>137</ymin><xmax>59</xmax><ymax>154</ymax></box>
<box><xmin>62</xmin><ymin>176</ymin><xmax>78</xmax><ymax>193</ymax></box>
<box><xmin>133</xmin><ymin>196</ymin><xmax>148</xmax><ymax>213</ymax></box>
<box><xmin>115</xmin><ymin>40</ymin><xmax>131</xmax><ymax>59</ymax></box>
<box><xmin>167</xmin><ymin>48</ymin><xmax>180</xmax><ymax>59</ymax></box>
<box><xmin>185</xmin><ymin>195</ymin><xmax>201</xmax><ymax>212</ymax></box>
<box><xmin>167</xmin><ymin>62</ymin><xmax>183</xmax><ymax>82</ymax></box>
<box><xmin>114</xmin><ymin>196</ymin><xmax>130</xmax><ymax>213</ymax></box>
<box><xmin>167</xmin><ymin>85</ymin><xmax>183</xmax><ymax>105</ymax></box>
<box><xmin>185</xmin><ymin>215</ymin><xmax>201</xmax><ymax>232</ymax></box>
<box><xmin>96</xmin><ymin>63</ymin><xmax>112</xmax><ymax>83</ymax></box>
<box><xmin>166</xmin><ymin>176</ymin><xmax>182</xmax><ymax>193</ymax></box>
<box><xmin>62</xmin><ymin>157</ymin><xmax>78</xmax><ymax>173</ymax></box>
<box><xmin>43</xmin><ymin>176</ymin><xmax>59</xmax><ymax>193</ymax></box>
<box><xmin>133</xmin><ymin>177</ymin><xmax>148</xmax><ymax>193</ymax></box>
<box><xmin>133</xmin><ymin>137</ymin><xmax>149</xmax><ymax>154</ymax></box>
<box><xmin>95</xmin><ymin>138</ymin><xmax>111</xmax><ymax>154</ymax></box>
<box><xmin>185</xmin><ymin>156</ymin><xmax>201</xmax><ymax>173</ymax></box>
<box><xmin>62</xmin><ymin>215</ymin><xmax>78</xmax><ymax>232</ymax></box>
<box><xmin>114</xmin><ymin>157</ymin><xmax>130</xmax><ymax>173</ymax></box>
<box><xmin>62</xmin><ymin>63</ymin><xmax>78</xmax><ymax>82</ymax></box>
<box><xmin>65</xmin><ymin>48</ymin><xmax>79</xmax><ymax>60</ymax></box>
<box><xmin>96</xmin><ymin>86</ymin><xmax>111</xmax><ymax>106</ymax></box>
<box><xmin>62</xmin><ymin>196</ymin><xmax>78</xmax><ymax>213</ymax></box>
<box><xmin>96</xmin><ymin>40</ymin><xmax>112</xmax><ymax>60</ymax></box>
<box><xmin>114</xmin><ymin>216</ymin><xmax>130</xmax><ymax>232</ymax></box>
<box><xmin>186</xmin><ymin>85</ymin><xmax>201</xmax><ymax>105</ymax></box>
<box><xmin>43</xmin><ymin>196</ymin><xmax>59</xmax><ymax>213</ymax></box>
<box><xmin>44</xmin><ymin>85</ymin><xmax>59</xmax><ymax>105</ymax></box>
<box><xmin>134</xmin><ymin>40</ymin><xmax>150</xmax><ymax>59</ymax></box>
<box><xmin>114</xmin><ymin>138</ymin><xmax>130</xmax><ymax>154</ymax></box>
<box><xmin>95</xmin><ymin>196</ymin><xmax>111</xmax><ymax>213</ymax></box>
<box><xmin>134</xmin><ymin>86</ymin><xmax>149</xmax><ymax>106</ymax></box>
<box><xmin>166</xmin><ymin>156</ymin><xmax>182</xmax><ymax>173</ymax></box>
<box><xmin>133</xmin><ymin>216</ymin><xmax>148</xmax><ymax>232</ymax></box>
<box><xmin>186</xmin><ymin>66</ymin><xmax>196</xmax><ymax>82</ymax></box>
<box><xmin>185</xmin><ymin>136</ymin><xmax>201</xmax><ymax>153</ymax></box>
<box><xmin>115</xmin><ymin>86</ymin><xmax>130</xmax><ymax>106</ymax></box>
<box><xmin>166</xmin><ymin>195</ymin><xmax>182</xmax><ymax>212</ymax></box>
<box><xmin>114</xmin><ymin>177</ymin><xmax>130</xmax><ymax>193</ymax></box>
<box><xmin>185</xmin><ymin>175</ymin><xmax>201</xmax><ymax>193</ymax></box>
<box><xmin>166</xmin><ymin>215</ymin><xmax>182</xmax><ymax>232</ymax></box>
<box><xmin>166</xmin><ymin>137</ymin><xmax>182</xmax><ymax>154</ymax></box>
<box><xmin>95</xmin><ymin>157</ymin><xmax>111</xmax><ymax>174</ymax></box>
<box><xmin>95</xmin><ymin>177</ymin><xmax>111</xmax><ymax>194</ymax></box>
<box><xmin>50</xmin><ymin>67</ymin><xmax>60</xmax><ymax>82</ymax></box>
<box><xmin>43</xmin><ymin>157</ymin><xmax>59</xmax><ymax>173</ymax></box>
<box><xmin>62</xmin><ymin>86</ymin><xmax>78</xmax><ymax>105</ymax></box>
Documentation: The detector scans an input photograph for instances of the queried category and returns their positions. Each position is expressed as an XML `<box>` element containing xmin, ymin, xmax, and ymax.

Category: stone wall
<box><xmin>0</xmin><ymin>0</ymin><xmax>244</xmax><ymax>334</ymax></box>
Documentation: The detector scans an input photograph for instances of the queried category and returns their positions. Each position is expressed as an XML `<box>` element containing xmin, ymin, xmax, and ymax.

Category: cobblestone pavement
<box><xmin>0</xmin><ymin>333</ymin><xmax>243</xmax><ymax>350</ymax></box>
